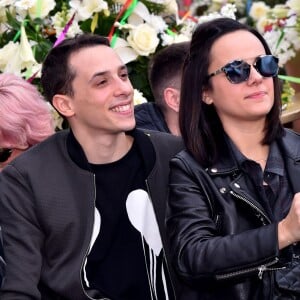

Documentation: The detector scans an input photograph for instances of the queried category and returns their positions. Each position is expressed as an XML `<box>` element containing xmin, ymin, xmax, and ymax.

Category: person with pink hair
<box><xmin>0</xmin><ymin>73</ymin><xmax>55</xmax><ymax>171</ymax></box>
<box><xmin>0</xmin><ymin>73</ymin><xmax>55</xmax><ymax>287</ymax></box>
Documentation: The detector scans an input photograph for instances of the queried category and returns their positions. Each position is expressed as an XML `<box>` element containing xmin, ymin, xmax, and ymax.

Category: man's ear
<box><xmin>52</xmin><ymin>94</ymin><xmax>75</xmax><ymax>118</ymax></box>
<box><xmin>164</xmin><ymin>87</ymin><xmax>180</xmax><ymax>113</ymax></box>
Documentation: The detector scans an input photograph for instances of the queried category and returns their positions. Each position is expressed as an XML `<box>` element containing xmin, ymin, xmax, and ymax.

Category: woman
<box><xmin>166</xmin><ymin>18</ymin><xmax>300</xmax><ymax>299</ymax></box>
<box><xmin>0</xmin><ymin>73</ymin><xmax>55</xmax><ymax>286</ymax></box>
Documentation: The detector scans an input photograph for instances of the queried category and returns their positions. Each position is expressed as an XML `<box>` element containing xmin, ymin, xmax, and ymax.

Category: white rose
<box><xmin>127</xmin><ymin>23</ymin><xmax>159</xmax><ymax>56</ymax></box>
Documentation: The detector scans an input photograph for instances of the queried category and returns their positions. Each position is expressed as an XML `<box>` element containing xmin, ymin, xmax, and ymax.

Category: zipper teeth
<box><xmin>216</xmin><ymin>258</ymin><xmax>279</xmax><ymax>280</ymax></box>
<box><xmin>79</xmin><ymin>174</ymin><xmax>111</xmax><ymax>300</ymax></box>
<box><xmin>230</xmin><ymin>190</ymin><xmax>271</xmax><ymax>223</ymax></box>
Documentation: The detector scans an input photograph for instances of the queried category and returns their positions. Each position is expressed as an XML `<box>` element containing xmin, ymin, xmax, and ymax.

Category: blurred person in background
<box><xmin>0</xmin><ymin>72</ymin><xmax>55</xmax><ymax>287</ymax></box>
<box><xmin>135</xmin><ymin>42</ymin><xmax>190</xmax><ymax>136</ymax></box>
<box><xmin>0</xmin><ymin>73</ymin><xmax>55</xmax><ymax>171</ymax></box>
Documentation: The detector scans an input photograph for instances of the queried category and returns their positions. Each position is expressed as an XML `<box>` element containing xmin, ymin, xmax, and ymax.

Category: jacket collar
<box><xmin>206</xmin><ymin>129</ymin><xmax>300</xmax><ymax>192</ymax></box>
<box><xmin>278</xmin><ymin>129</ymin><xmax>300</xmax><ymax>160</ymax></box>
<box><xmin>206</xmin><ymin>134</ymin><xmax>239</xmax><ymax>175</ymax></box>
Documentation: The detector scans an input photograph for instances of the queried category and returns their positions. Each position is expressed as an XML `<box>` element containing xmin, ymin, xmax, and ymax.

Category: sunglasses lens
<box><xmin>0</xmin><ymin>148</ymin><xmax>13</xmax><ymax>163</ymax></box>
<box><xmin>256</xmin><ymin>55</ymin><xmax>279</xmax><ymax>77</ymax></box>
<box><xmin>224</xmin><ymin>61</ymin><xmax>250</xmax><ymax>84</ymax></box>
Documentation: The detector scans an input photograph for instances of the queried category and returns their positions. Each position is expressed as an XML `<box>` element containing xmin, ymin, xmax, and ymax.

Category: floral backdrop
<box><xmin>0</xmin><ymin>0</ymin><xmax>300</xmax><ymax>122</ymax></box>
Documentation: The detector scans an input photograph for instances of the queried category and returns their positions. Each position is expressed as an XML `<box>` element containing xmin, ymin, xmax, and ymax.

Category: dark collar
<box><xmin>67</xmin><ymin>128</ymin><xmax>155</xmax><ymax>176</ymax></box>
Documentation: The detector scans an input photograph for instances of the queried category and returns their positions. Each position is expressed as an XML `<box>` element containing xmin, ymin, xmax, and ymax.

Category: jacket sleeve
<box><xmin>0</xmin><ymin>165</ymin><xmax>43</xmax><ymax>299</ymax></box>
<box><xmin>0</xmin><ymin>226</ymin><xmax>5</xmax><ymax>288</ymax></box>
<box><xmin>166</xmin><ymin>156</ymin><xmax>279</xmax><ymax>287</ymax></box>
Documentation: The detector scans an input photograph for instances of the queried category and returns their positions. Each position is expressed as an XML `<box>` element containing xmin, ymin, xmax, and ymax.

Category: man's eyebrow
<box><xmin>88</xmin><ymin>65</ymin><xmax>128</xmax><ymax>82</ymax></box>
<box><xmin>88</xmin><ymin>71</ymin><xmax>108</xmax><ymax>83</ymax></box>
<box><xmin>119</xmin><ymin>65</ymin><xmax>128</xmax><ymax>71</ymax></box>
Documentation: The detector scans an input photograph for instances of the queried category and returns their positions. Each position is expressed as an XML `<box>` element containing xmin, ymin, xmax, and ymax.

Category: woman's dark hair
<box><xmin>41</xmin><ymin>33</ymin><xmax>110</xmax><ymax>104</ymax></box>
<box><xmin>179</xmin><ymin>17</ymin><xmax>284</xmax><ymax>167</ymax></box>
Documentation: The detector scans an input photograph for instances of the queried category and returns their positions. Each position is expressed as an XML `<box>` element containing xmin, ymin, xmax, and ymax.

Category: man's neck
<box><xmin>72</xmin><ymin>129</ymin><xmax>134</xmax><ymax>164</ymax></box>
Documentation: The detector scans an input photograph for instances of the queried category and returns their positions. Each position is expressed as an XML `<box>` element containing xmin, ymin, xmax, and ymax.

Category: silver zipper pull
<box><xmin>258</xmin><ymin>265</ymin><xmax>266</xmax><ymax>280</ymax></box>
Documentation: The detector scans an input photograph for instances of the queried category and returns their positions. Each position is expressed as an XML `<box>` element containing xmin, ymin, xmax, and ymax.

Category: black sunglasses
<box><xmin>0</xmin><ymin>148</ymin><xmax>13</xmax><ymax>163</ymax></box>
<box><xmin>208</xmin><ymin>55</ymin><xmax>279</xmax><ymax>84</ymax></box>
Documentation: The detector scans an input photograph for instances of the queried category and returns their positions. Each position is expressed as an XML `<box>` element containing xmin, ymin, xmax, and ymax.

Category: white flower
<box><xmin>134</xmin><ymin>89</ymin><xmax>147</xmax><ymax>105</ymax></box>
<box><xmin>249</xmin><ymin>2</ymin><xmax>270</xmax><ymax>21</ymax></box>
<box><xmin>272</xmin><ymin>4</ymin><xmax>289</xmax><ymax>19</ymax></box>
<box><xmin>0</xmin><ymin>41</ymin><xmax>22</xmax><ymax>73</ymax></box>
<box><xmin>51</xmin><ymin>11</ymin><xmax>82</xmax><ymax>38</ymax></box>
<box><xmin>0</xmin><ymin>25</ymin><xmax>38</xmax><ymax>75</ymax></box>
<box><xmin>27</xmin><ymin>0</ymin><xmax>56</xmax><ymax>19</ymax></box>
<box><xmin>19</xmin><ymin>24</ymin><xmax>37</xmax><ymax>66</ymax></box>
<box><xmin>160</xmin><ymin>32</ymin><xmax>190</xmax><ymax>46</ymax></box>
<box><xmin>69</xmin><ymin>0</ymin><xmax>109</xmax><ymax>21</ymax></box>
<box><xmin>113</xmin><ymin>37</ymin><xmax>138</xmax><ymax>64</ymax></box>
<box><xmin>147</xmin><ymin>15</ymin><xmax>168</xmax><ymax>33</ymax></box>
<box><xmin>15</xmin><ymin>0</ymin><xmax>35</xmax><ymax>10</ymax></box>
<box><xmin>127</xmin><ymin>23</ymin><xmax>159</xmax><ymax>56</ymax></box>
<box><xmin>263</xmin><ymin>28</ymin><xmax>299</xmax><ymax>66</ymax></box>
<box><xmin>220</xmin><ymin>3</ymin><xmax>237</xmax><ymax>20</ymax></box>
<box><xmin>197</xmin><ymin>4</ymin><xmax>236</xmax><ymax>25</ymax></box>
<box><xmin>164</xmin><ymin>0</ymin><xmax>178</xmax><ymax>16</ymax></box>
<box><xmin>47</xmin><ymin>103</ymin><xmax>64</xmax><ymax>130</ymax></box>
<box><xmin>287</xmin><ymin>0</ymin><xmax>300</xmax><ymax>14</ymax></box>
<box><xmin>129</xmin><ymin>2</ymin><xmax>150</xmax><ymax>25</ymax></box>
<box><xmin>250</xmin><ymin>0</ymin><xmax>300</xmax><ymax>65</ymax></box>
<box><xmin>0</xmin><ymin>0</ymin><xmax>15</xmax><ymax>5</ymax></box>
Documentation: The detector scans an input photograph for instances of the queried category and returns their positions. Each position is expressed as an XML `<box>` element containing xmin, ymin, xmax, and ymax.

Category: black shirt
<box><xmin>86</xmin><ymin>141</ymin><xmax>152</xmax><ymax>299</ymax></box>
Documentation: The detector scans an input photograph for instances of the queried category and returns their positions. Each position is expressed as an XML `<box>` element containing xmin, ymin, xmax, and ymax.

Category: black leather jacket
<box><xmin>166</xmin><ymin>129</ymin><xmax>300</xmax><ymax>300</ymax></box>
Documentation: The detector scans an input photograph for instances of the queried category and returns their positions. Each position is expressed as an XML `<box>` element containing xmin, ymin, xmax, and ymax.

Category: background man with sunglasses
<box><xmin>166</xmin><ymin>18</ymin><xmax>300</xmax><ymax>300</ymax></box>
<box><xmin>0</xmin><ymin>34</ymin><xmax>183</xmax><ymax>299</ymax></box>
<box><xmin>0</xmin><ymin>73</ymin><xmax>55</xmax><ymax>288</ymax></box>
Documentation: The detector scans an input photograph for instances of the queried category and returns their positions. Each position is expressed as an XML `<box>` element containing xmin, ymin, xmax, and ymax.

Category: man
<box><xmin>134</xmin><ymin>41</ymin><xmax>190</xmax><ymax>136</ymax></box>
<box><xmin>0</xmin><ymin>34</ymin><xmax>183</xmax><ymax>299</ymax></box>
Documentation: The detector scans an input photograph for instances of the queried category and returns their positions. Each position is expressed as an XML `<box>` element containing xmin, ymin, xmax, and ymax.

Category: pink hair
<box><xmin>0</xmin><ymin>73</ymin><xmax>55</xmax><ymax>147</ymax></box>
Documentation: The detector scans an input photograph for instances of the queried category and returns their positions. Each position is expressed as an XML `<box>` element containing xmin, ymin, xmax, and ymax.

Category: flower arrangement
<box><xmin>248</xmin><ymin>0</ymin><xmax>300</xmax><ymax>104</ymax></box>
<box><xmin>0</xmin><ymin>0</ymin><xmax>185</xmax><ymax>101</ymax></box>
<box><xmin>0</xmin><ymin>0</ymin><xmax>240</xmax><ymax>100</ymax></box>
<box><xmin>249</xmin><ymin>0</ymin><xmax>300</xmax><ymax>66</ymax></box>
<box><xmin>0</xmin><ymin>0</ymin><xmax>299</xmax><ymax>111</ymax></box>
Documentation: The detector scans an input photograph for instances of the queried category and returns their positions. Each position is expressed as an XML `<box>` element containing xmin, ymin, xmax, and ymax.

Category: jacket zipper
<box><xmin>229</xmin><ymin>190</ymin><xmax>271</xmax><ymax>224</ymax></box>
<box><xmin>216</xmin><ymin>191</ymin><xmax>279</xmax><ymax>281</ymax></box>
<box><xmin>80</xmin><ymin>174</ymin><xmax>111</xmax><ymax>300</ymax></box>
<box><xmin>257</xmin><ymin>260</ymin><xmax>285</xmax><ymax>279</ymax></box>
<box><xmin>216</xmin><ymin>257</ymin><xmax>279</xmax><ymax>280</ymax></box>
